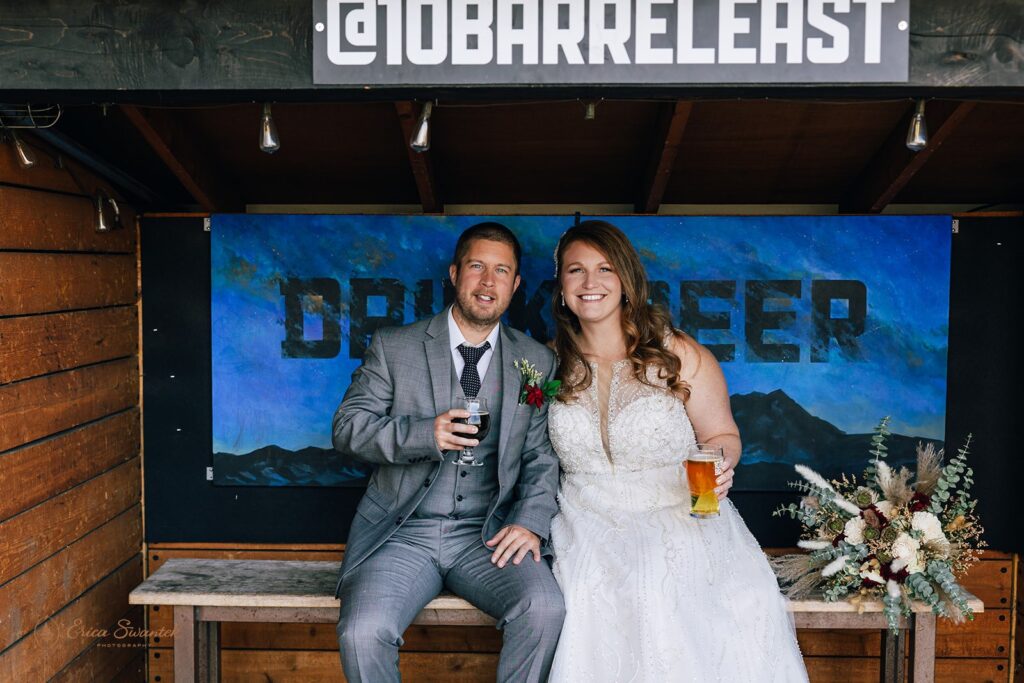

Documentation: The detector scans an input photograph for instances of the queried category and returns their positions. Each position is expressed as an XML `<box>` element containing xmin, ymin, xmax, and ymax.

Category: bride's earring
<box><xmin>561</xmin><ymin>294</ymin><xmax>566</xmax><ymax>307</ymax></box>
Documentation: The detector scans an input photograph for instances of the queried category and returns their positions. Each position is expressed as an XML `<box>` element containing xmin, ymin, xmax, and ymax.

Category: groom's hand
<box><xmin>486</xmin><ymin>525</ymin><xmax>541</xmax><ymax>568</ymax></box>
<box><xmin>434</xmin><ymin>409</ymin><xmax>480</xmax><ymax>452</ymax></box>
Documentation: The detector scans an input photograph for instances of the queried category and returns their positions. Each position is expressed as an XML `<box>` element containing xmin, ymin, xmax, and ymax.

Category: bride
<box><xmin>546</xmin><ymin>221</ymin><xmax>808</xmax><ymax>682</ymax></box>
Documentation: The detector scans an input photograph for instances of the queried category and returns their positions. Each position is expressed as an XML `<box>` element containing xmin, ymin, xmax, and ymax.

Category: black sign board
<box><xmin>312</xmin><ymin>0</ymin><xmax>910</xmax><ymax>85</ymax></box>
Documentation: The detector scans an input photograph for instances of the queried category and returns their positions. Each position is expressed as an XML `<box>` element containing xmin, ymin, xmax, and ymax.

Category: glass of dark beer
<box><xmin>450</xmin><ymin>396</ymin><xmax>489</xmax><ymax>467</ymax></box>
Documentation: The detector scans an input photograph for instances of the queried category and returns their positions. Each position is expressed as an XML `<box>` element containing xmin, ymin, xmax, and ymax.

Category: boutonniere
<box><xmin>513</xmin><ymin>359</ymin><xmax>561</xmax><ymax>408</ymax></box>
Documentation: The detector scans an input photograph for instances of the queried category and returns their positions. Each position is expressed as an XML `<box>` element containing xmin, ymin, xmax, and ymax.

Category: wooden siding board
<box><xmin>0</xmin><ymin>186</ymin><xmax>135</xmax><ymax>252</ymax></box>
<box><xmin>0</xmin><ymin>140</ymin><xmax>124</xmax><ymax>199</ymax></box>
<box><xmin>0</xmin><ymin>557</ymin><xmax>143</xmax><ymax>682</ymax></box>
<box><xmin>0</xmin><ymin>506</ymin><xmax>142</xmax><ymax>650</ymax></box>
<box><xmin>0</xmin><ymin>409</ymin><xmax>139</xmax><ymax>522</ymax></box>
<box><xmin>0</xmin><ymin>252</ymin><xmax>137</xmax><ymax>316</ymax></box>
<box><xmin>0</xmin><ymin>306</ymin><xmax>138</xmax><ymax>385</ymax></box>
<box><xmin>49</xmin><ymin>607</ymin><xmax>146</xmax><ymax>683</ymax></box>
<box><xmin>0</xmin><ymin>458</ymin><xmax>141</xmax><ymax>584</ymax></box>
<box><xmin>0</xmin><ymin>357</ymin><xmax>139</xmax><ymax>453</ymax></box>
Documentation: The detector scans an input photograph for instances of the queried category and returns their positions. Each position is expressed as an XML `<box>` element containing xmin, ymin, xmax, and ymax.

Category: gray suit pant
<box><xmin>337</xmin><ymin>518</ymin><xmax>565</xmax><ymax>683</ymax></box>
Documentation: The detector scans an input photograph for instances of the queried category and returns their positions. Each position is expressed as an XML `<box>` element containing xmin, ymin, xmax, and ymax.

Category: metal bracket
<box><xmin>952</xmin><ymin>218</ymin><xmax>959</xmax><ymax>234</ymax></box>
<box><xmin>204</xmin><ymin>217</ymin><xmax>211</xmax><ymax>232</ymax></box>
<box><xmin>206</xmin><ymin>467</ymin><xmax>214</xmax><ymax>481</ymax></box>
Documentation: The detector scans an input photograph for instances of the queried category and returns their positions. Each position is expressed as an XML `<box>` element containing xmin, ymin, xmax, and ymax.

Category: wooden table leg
<box><xmin>173</xmin><ymin>606</ymin><xmax>197</xmax><ymax>683</ymax></box>
<box><xmin>910</xmin><ymin>613</ymin><xmax>937</xmax><ymax>683</ymax></box>
<box><xmin>879</xmin><ymin>626</ymin><xmax>907</xmax><ymax>683</ymax></box>
<box><xmin>197</xmin><ymin>620</ymin><xmax>220</xmax><ymax>682</ymax></box>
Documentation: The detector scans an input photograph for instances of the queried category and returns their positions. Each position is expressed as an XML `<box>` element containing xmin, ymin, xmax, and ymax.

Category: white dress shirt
<box><xmin>447</xmin><ymin>305</ymin><xmax>500</xmax><ymax>385</ymax></box>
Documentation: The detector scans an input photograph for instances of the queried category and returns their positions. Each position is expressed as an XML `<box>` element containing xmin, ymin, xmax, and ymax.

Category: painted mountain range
<box><xmin>212</xmin><ymin>389</ymin><xmax>939</xmax><ymax>489</ymax></box>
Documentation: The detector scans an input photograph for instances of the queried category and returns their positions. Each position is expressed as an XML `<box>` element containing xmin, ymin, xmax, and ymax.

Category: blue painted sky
<box><xmin>211</xmin><ymin>214</ymin><xmax>951</xmax><ymax>454</ymax></box>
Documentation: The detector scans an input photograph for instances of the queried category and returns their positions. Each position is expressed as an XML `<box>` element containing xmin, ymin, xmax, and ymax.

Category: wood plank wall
<box><xmin>0</xmin><ymin>137</ymin><xmax>144</xmax><ymax>681</ymax></box>
<box><xmin>144</xmin><ymin>543</ymin><xmax>1017</xmax><ymax>683</ymax></box>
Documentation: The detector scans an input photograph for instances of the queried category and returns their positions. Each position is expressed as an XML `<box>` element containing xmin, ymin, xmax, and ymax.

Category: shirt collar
<box><xmin>447</xmin><ymin>305</ymin><xmax>500</xmax><ymax>352</ymax></box>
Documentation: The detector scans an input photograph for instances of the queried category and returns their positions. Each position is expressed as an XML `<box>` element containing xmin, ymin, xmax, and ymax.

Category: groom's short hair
<box><xmin>452</xmin><ymin>222</ymin><xmax>522</xmax><ymax>275</ymax></box>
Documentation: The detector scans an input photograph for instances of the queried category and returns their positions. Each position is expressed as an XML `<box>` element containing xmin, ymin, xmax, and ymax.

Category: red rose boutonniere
<box><xmin>513</xmin><ymin>359</ymin><xmax>560</xmax><ymax>409</ymax></box>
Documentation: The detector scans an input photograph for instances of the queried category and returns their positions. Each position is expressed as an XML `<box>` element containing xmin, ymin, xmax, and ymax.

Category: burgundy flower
<box><xmin>909</xmin><ymin>492</ymin><xmax>930</xmax><ymax>512</ymax></box>
<box><xmin>832</xmin><ymin>533</ymin><xmax>845</xmax><ymax>547</ymax></box>
<box><xmin>525</xmin><ymin>385</ymin><xmax>545</xmax><ymax>408</ymax></box>
<box><xmin>879</xmin><ymin>562</ymin><xmax>909</xmax><ymax>584</ymax></box>
<box><xmin>861</xmin><ymin>577</ymin><xmax>882</xmax><ymax>588</ymax></box>
<box><xmin>863</xmin><ymin>504</ymin><xmax>889</xmax><ymax>529</ymax></box>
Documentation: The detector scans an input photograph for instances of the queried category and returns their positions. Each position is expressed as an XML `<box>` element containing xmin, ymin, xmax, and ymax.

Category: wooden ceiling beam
<box><xmin>120</xmin><ymin>105</ymin><xmax>240</xmax><ymax>212</ymax></box>
<box><xmin>636</xmin><ymin>101</ymin><xmax>694</xmax><ymax>214</ymax></box>
<box><xmin>839</xmin><ymin>100</ymin><xmax>977</xmax><ymax>214</ymax></box>
<box><xmin>394</xmin><ymin>101</ymin><xmax>441</xmax><ymax>213</ymax></box>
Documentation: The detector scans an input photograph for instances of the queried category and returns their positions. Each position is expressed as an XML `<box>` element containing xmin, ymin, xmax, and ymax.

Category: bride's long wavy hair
<box><xmin>551</xmin><ymin>221</ymin><xmax>691</xmax><ymax>402</ymax></box>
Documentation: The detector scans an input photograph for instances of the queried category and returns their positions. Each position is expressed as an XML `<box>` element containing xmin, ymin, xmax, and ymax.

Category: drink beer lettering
<box><xmin>685</xmin><ymin>444</ymin><xmax>724</xmax><ymax>518</ymax></box>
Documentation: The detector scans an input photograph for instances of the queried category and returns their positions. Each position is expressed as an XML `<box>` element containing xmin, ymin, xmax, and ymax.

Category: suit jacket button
<box><xmin>423</xmin><ymin>478</ymin><xmax>431</xmax><ymax>488</ymax></box>
<box><xmin>460</xmin><ymin>470</ymin><xmax>468</xmax><ymax>478</ymax></box>
<box><xmin>395</xmin><ymin>517</ymin><xmax>403</xmax><ymax>525</ymax></box>
<box><xmin>456</xmin><ymin>495</ymin><xmax>464</xmax><ymax>502</ymax></box>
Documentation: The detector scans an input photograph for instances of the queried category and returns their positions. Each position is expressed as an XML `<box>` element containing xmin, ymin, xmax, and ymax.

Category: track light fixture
<box><xmin>410</xmin><ymin>101</ymin><xmax>433</xmax><ymax>153</ymax></box>
<box><xmin>259</xmin><ymin>103</ymin><xmax>280</xmax><ymax>154</ymax></box>
<box><xmin>9</xmin><ymin>129</ymin><xmax>37</xmax><ymax>169</ymax></box>
<box><xmin>579</xmin><ymin>98</ymin><xmax>603</xmax><ymax>121</ymax></box>
<box><xmin>905</xmin><ymin>99</ymin><xmax>928</xmax><ymax>152</ymax></box>
<box><xmin>95</xmin><ymin>190</ymin><xmax>121</xmax><ymax>233</ymax></box>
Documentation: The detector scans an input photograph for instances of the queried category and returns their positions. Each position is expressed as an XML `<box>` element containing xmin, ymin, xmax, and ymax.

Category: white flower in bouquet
<box><xmin>890</xmin><ymin>552</ymin><xmax>925</xmax><ymax>576</ymax></box>
<box><xmin>874</xmin><ymin>500</ymin><xmax>894</xmax><ymax>520</ymax></box>
<box><xmin>891</xmin><ymin>533</ymin><xmax>921</xmax><ymax>561</ymax></box>
<box><xmin>859</xmin><ymin>558</ymin><xmax>884</xmax><ymax>585</ymax></box>
<box><xmin>844</xmin><ymin>516</ymin><xmax>866</xmax><ymax>545</ymax></box>
<box><xmin>912</xmin><ymin>511</ymin><xmax>947</xmax><ymax>544</ymax></box>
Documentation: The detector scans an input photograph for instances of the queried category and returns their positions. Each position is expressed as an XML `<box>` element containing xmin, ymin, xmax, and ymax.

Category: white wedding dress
<box><xmin>547</xmin><ymin>359</ymin><xmax>808</xmax><ymax>683</ymax></box>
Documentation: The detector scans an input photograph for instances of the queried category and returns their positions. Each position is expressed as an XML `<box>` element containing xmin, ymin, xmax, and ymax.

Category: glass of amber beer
<box><xmin>685</xmin><ymin>444</ymin><xmax>724</xmax><ymax>518</ymax></box>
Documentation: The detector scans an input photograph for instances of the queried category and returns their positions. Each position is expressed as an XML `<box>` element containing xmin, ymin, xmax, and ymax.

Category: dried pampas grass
<box><xmin>915</xmin><ymin>442</ymin><xmax>944</xmax><ymax>496</ymax></box>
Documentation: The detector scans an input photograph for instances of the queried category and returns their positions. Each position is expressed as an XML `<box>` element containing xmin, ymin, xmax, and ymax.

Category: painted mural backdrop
<box><xmin>210</xmin><ymin>215</ymin><xmax>951</xmax><ymax>490</ymax></box>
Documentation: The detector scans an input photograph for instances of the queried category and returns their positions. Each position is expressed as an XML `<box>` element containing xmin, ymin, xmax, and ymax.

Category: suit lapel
<box><xmin>497</xmin><ymin>325</ymin><xmax>522</xmax><ymax>461</ymax></box>
<box><xmin>424</xmin><ymin>310</ymin><xmax>451</xmax><ymax>416</ymax></box>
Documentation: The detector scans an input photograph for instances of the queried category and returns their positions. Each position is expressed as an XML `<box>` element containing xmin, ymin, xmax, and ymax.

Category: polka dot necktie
<box><xmin>457</xmin><ymin>342</ymin><xmax>491</xmax><ymax>398</ymax></box>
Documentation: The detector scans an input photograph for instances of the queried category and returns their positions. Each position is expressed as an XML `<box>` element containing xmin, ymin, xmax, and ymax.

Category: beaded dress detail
<box><xmin>547</xmin><ymin>359</ymin><xmax>808</xmax><ymax>683</ymax></box>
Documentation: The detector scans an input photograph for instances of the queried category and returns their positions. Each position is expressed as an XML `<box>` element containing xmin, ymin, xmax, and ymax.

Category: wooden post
<box><xmin>879</xmin><ymin>627</ymin><xmax>906</xmax><ymax>683</ymax></box>
<box><xmin>198</xmin><ymin>620</ymin><xmax>220</xmax><ymax>682</ymax></box>
<box><xmin>174</xmin><ymin>605</ymin><xmax>198</xmax><ymax>683</ymax></box>
<box><xmin>910</xmin><ymin>612</ymin><xmax>937</xmax><ymax>683</ymax></box>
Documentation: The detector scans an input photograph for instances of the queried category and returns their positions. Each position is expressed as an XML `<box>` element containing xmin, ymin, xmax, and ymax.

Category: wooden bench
<box><xmin>129</xmin><ymin>558</ymin><xmax>984</xmax><ymax>683</ymax></box>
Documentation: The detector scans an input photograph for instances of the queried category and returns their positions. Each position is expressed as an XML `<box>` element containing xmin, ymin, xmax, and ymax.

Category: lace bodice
<box><xmin>549</xmin><ymin>359</ymin><xmax>697</xmax><ymax>474</ymax></box>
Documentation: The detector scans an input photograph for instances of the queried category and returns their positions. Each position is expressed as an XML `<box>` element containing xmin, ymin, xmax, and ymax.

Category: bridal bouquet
<box><xmin>772</xmin><ymin>418</ymin><xmax>985</xmax><ymax>632</ymax></box>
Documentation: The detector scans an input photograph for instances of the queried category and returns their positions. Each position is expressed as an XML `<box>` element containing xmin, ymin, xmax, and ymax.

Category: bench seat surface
<box><xmin>130</xmin><ymin>558</ymin><xmax>983</xmax><ymax>614</ymax></box>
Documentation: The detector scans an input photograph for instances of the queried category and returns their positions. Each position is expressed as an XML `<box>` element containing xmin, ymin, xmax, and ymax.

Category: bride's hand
<box><xmin>485</xmin><ymin>525</ymin><xmax>541</xmax><ymax>568</ymax></box>
<box><xmin>715</xmin><ymin>459</ymin><xmax>735</xmax><ymax>500</ymax></box>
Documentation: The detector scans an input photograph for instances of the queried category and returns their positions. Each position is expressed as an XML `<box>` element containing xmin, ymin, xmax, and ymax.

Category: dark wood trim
<box><xmin>840</xmin><ymin>100</ymin><xmax>977</xmax><ymax>214</ymax></box>
<box><xmin>394</xmin><ymin>101</ymin><xmax>441</xmax><ymax>214</ymax></box>
<box><xmin>142</xmin><ymin>212</ymin><xmax>212</xmax><ymax>218</ymax></box>
<box><xmin>2</xmin><ymin>1</ymin><xmax>1023</xmax><ymax>93</ymax></box>
<box><xmin>636</xmin><ymin>101</ymin><xmax>693</xmax><ymax>214</ymax></box>
<box><xmin>120</xmin><ymin>106</ymin><xmax>240</xmax><ymax>213</ymax></box>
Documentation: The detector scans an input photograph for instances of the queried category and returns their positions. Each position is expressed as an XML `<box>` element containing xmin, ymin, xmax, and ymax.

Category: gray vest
<box><xmin>413</xmin><ymin>343</ymin><xmax>502</xmax><ymax>520</ymax></box>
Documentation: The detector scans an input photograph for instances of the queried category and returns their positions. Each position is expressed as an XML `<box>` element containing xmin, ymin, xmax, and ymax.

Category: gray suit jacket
<box><xmin>332</xmin><ymin>309</ymin><xmax>560</xmax><ymax>579</ymax></box>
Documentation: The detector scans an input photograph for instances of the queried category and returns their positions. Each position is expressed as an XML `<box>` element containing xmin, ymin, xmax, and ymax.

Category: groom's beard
<box><xmin>453</xmin><ymin>290</ymin><xmax>507</xmax><ymax>329</ymax></box>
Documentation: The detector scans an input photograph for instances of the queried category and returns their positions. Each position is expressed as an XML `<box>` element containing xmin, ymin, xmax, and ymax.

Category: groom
<box><xmin>332</xmin><ymin>222</ymin><xmax>565</xmax><ymax>682</ymax></box>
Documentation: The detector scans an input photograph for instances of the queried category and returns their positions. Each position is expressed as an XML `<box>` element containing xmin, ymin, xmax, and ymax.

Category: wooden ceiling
<box><xmin>43</xmin><ymin>97</ymin><xmax>1024</xmax><ymax>212</ymax></box>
